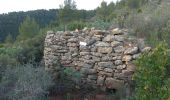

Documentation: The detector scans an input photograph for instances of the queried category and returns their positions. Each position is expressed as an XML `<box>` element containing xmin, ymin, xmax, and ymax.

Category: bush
<box><xmin>88</xmin><ymin>19</ymin><xmax>112</xmax><ymax>30</ymax></box>
<box><xmin>67</xmin><ymin>21</ymin><xmax>86</xmax><ymax>31</ymax></box>
<box><xmin>0</xmin><ymin>64</ymin><xmax>54</xmax><ymax>100</ymax></box>
<box><xmin>125</xmin><ymin>2</ymin><xmax>170</xmax><ymax>46</ymax></box>
<box><xmin>132</xmin><ymin>42</ymin><xmax>170</xmax><ymax>100</ymax></box>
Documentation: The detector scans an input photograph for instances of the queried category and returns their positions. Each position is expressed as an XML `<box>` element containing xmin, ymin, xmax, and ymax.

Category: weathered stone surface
<box><xmin>98</xmin><ymin>47</ymin><xmax>113</xmax><ymax>54</ymax></box>
<box><xmin>133</xmin><ymin>53</ymin><xmax>141</xmax><ymax>59</ymax></box>
<box><xmin>114</xmin><ymin>46</ymin><xmax>125</xmax><ymax>53</ymax></box>
<box><xmin>102</xmin><ymin>56</ymin><xmax>113</xmax><ymax>61</ymax></box>
<box><xmin>83</xmin><ymin>63</ymin><xmax>93</xmax><ymax>68</ymax></box>
<box><xmin>124</xmin><ymin>47</ymin><xmax>138</xmax><ymax>55</ymax></box>
<box><xmin>99</xmin><ymin>71</ymin><xmax>113</xmax><ymax>77</ymax></box>
<box><xmin>67</xmin><ymin>43</ymin><xmax>78</xmax><ymax>47</ymax></box>
<box><xmin>112</xmin><ymin>28</ymin><xmax>124</xmax><ymax>35</ymax></box>
<box><xmin>104</xmin><ymin>68</ymin><xmax>113</xmax><ymax>73</ymax></box>
<box><xmin>44</xmin><ymin>28</ymin><xmax>151</xmax><ymax>90</ymax></box>
<box><xmin>97</xmin><ymin>76</ymin><xmax>105</xmax><ymax>86</ymax></box>
<box><xmin>98</xmin><ymin>62</ymin><xmax>114</xmax><ymax>68</ymax></box>
<box><xmin>122</xmin><ymin>55</ymin><xmax>132</xmax><ymax>62</ymax></box>
<box><xmin>111</xmin><ymin>41</ymin><xmax>122</xmax><ymax>47</ymax></box>
<box><xmin>105</xmin><ymin>78</ymin><xmax>124</xmax><ymax>89</ymax></box>
<box><xmin>68</xmin><ymin>38</ymin><xmax>78</xmax><ymax>42</ymax></box>
<box><xmin>103</xmin><ymin>35</ymin><xmax>114</xmax><ymax>42</ymax></box>
<box><xmin>95</xmin><ymin>42</ymin><xmax>110</xmax><ymax>47</ymax></box>
<box><xmin>91</xmin><ymin>52</ymin><xmax>102</xmax><ymax>57</ymax></box>
<box><xmin>141</xmin><ymin>47</ymin><xmax>151</xmax><ymax>52</ymax></box>
<box><xmin>117</xmin><ymin>65</ymin><xmax>126</xmax><ymax>70</ymax></box>
<box><xmin>115</xmin><ymin>60</ymin><xmax>123</xmax><ymax>65</ymax></box>
<box><xmin>86</xmin><ymin>38</ymin><xmax>96</xmax><ymax>46</ymax></box>
<box><xmin>88</xmin><ymin>75</ymin><xmax>97</xmax><ymax>80</ymax></box>
<box><xmin>114</xmin><ymin>35</ymin><xmax>124</xmax><ymax>42</ymax></box>
<box><xmin>80</xmin><ymin>52</ymin><xmax>90</xmax><ymax>56</ymax></box>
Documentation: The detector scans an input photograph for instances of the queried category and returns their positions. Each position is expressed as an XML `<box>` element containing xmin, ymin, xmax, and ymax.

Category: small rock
<box><xmin>97</xmin><ymin>76</ymin><xmax>105</xmax><ymax>86</ymax></box>
<box><xmin>115</xmin><ymin>60</ymin><xmax>123</xmax><ymax>65</ymax></box>
<box><xmin>112</xmin><ymin>28</ymin><xmax>123</xmax><ymax>35</ymax></box>
<box><xmin>122</xmin><ymin>55</ymin><xmax>132</xmax><ymax>62</ymax></box>
<box><xmin>98</xmin><ymin>47</ymin><xmax>113</xmax><ymax>54</ymax></box>
<box><xmin>124</xmin><ymin>47</ymin><xmax>138</xmax><ymax>55</ymax></box>
<box><xmin>105</xmin><ymin>78</ymin><xmax>124</xmax><ymax>89</ymax></box>
<box><xmin>141</xmin><ymin>47</ymin><xmax>151</xmax><ymax>52</ymax></box>
<box><xmin>114</xmin><ymin>46</ymin><xmax>125</xmax><ymax>53</ymax></box>
<box><xmin>88</xmin><ymin>75</ymin><xmax>97</xmax><ymax>80</ymax></box>
<box><xmin>104</xmin><ymin>68</ymin><xmax>113</xmax><ymax>73</ymax></box>
<box><xmin>114</xmin><ymin>35</ymin><xmax>124</xmax><ymax>42</ymax></box>
<box><xmin>111</xmin><ymin>41</ymin><xmax>122</xmax><ymax>47</ymax></box>
<box><xmin>103</xmin><ymin>35</ymin><xmax>114</xmax><ymax>42</ymax></box>
<box><xmin>117</xmin><ymin>65</ymin><xmax>126</xmax><ymax>70</ymax></box>
<box><xmin>133</xmin><ymin>53</ymin><xmax>141</xmax><ymax>59</ymax></box>
<box><xmin>98</xmin><ymin>62</ymin><xmax>114</xmax><ymax>68</ymax></box>
<box><xmin>95</xmin><ymin>42</ymin><xmax>110</xmax><ymax>47</ymax></box>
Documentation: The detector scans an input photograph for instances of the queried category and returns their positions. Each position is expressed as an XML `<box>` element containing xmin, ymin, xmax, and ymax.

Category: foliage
<box><xmin>0</xmin><ymin>64</ymin><xmax>54</xmax><ymax>100</ymax></box>
<box><xmin>132</xmin><ymin>42</ymin><xmax>170</xmax><ymax>100</ymax></box>
<box><xmin>4</xmin><ymin>34</ymin><xmax>13</xmax><ymax>44</ymax></box>
<box><xmin>0</xmin><ymin>9</ymin><xmax>57</xmax><ymax>42</ymax></box>
<box><xmin>88</xmin><ymin>19</ymin><xmax>112</xmax><ymax>30</ymax></box>
<box><xmin>59</xmin><ymin>0</ymin><xmax>77</xmax><ymax>27</ymax></box>
<box><xmin>67</xmin><ymin>21</ymin><xmax>86</xmax><ymax>31</ymax></box>
<box><xmin>17</xmin><ymin>16</ymin><xmax>39</xmax><ymax>40</ymax></box>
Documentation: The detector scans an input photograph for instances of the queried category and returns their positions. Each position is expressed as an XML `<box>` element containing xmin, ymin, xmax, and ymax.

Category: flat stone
<box><xmin>115</xmin><ymin>60</ymin><xmax>123</xmax><ymax>65</ymax></box>
<box><xmin>98</xmin><ymin>47</ymin><xmax>113</xmax><ymax>54</ymax></box>
<box><xmin>83</xmin><ymin>63</ymin><xmax>93</xmax><ymax>68</ymax></box>
<box><xmin>92</xmin><ymin>56</ymin><xmax>101</xmax><ymax>62</ymax></box>
<box><xmin>88</xmin><ymin>69</ymin><xmax>97</xmax><ymax>74</ymax></box>
<box><xmin>117</xmin><ymin>65</ymin><xmax>126</xmax><ymax>70</ymax></box>
<box><xmin>122</xmin><ymin>55</ymin><xmax>132</xmax><ymax>62</ymax></box>
<box><xmin>88</xmin><ymin>75</ymin><xmax>97</xmax><ymax>80</ymax></box>
<box><xmin>98</xmin><ymin>71</ymin><xmax>113</xmax><ymax>77</ymax></box>
<box><xmin>95</xmin><ymin>42</ymin><xmax>110</xmax><ymax>47</ymax></box>
<box><xmin>126</xmin><ymin>63</ymin><xmax>136</xmax><ymax>72</ymax></box>
<box><xmin>103</xmin><ymin>35</ymin><xmax>114</xmax><ymax>42</ymax></box>
<box><xmin>114</xmin><ymin>35</ymin><xmax>124</xmax><ymax>42</ymax></box>
<box><xmin>102</xmin><ymin>56</ymin><xmax>113</xmax><ymax>61</ymax></box>
<box><xmin>111</xmin><ymin>41</ymin><xmax>122</xmax><ymax>47</ymax></box>
<box><xmin>67</xmin><ymin>43</ymin><xmax>78</xmax><ymax>47</ymax></box>
<box><xmin>91</xmin><ymin>52</ymin><xmax>103</xmax><ymax>57</ymax></box>
<box><xmin>124</xmin><ymin>47</ymin><xmax>138</xmax><ymax>55</ymax></box>
<box><xmin>112</xmin><ymin>28</ymin><xmax>124</xmax><ymax>35</ymax></box>
<box><xmin>80</xmin><ymin>52</ymin><xmax>90</xmax><ymax>56</ymax></box>
<box><xmin>98</xmin><ymin>62</ymin><xmax>114</xmax><ymax>68</ymax></box>
<box><xmin>68</xmin><ymin>38</ymin><xmax>78</xmax><ymax>42</ymax></box>
<box><xmin>114</xmin><ymin>46</ymin><xmax>125</xmax><ymax>53</ymax></box>
<box><xmin>97</xmin><ymin>76</ymin><xmax>105</xmax><ymax>86</ymax></box>
<box><xmin>133</xmin><ymin>53</ymin><xmax>141</xmax><ymax>59</ymax></box>
<box><xmin>141</xmin><ymin>47</ymin><xmax>151</xmax><ymax>52</ymax></box>
<box><xmin>86</xmin><ymin>38</ymin><xmax>96</xmax><ymax>46</ymax></box>
<box><xmin>104</xmin><ymin>68</ymin><xmax>113</xmax><ymax>73</ymax></box>
<box><xmin>105</xmin><ymin>78</ymin><xmax>124</xmax><ymax>89</ymax></box>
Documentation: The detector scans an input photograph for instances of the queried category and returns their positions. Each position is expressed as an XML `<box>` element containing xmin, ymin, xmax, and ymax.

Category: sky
<box><xmin>0</xmin><ymin>0</ymin><xmax>119</xmax><ymax>14</ymax></box>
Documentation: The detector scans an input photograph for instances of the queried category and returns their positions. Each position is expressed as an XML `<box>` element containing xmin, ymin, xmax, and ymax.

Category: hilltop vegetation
<box><xmin>0</xmin><ymin>0</ymin><xmax>170</xmax><ymax>99</ymax></box>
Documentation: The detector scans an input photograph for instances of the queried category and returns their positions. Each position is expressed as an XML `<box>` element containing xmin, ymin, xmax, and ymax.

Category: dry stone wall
<box><xmin>44</xmin><ymin>28</ymin><xmax>151</xmax><ymax>90</ymax></box>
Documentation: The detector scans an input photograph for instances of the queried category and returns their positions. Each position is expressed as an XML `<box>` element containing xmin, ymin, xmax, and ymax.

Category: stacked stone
<box><xmin>44</xmin><ymin>28</ymin><xmax>151</xmax><ymax>90</ymax></box>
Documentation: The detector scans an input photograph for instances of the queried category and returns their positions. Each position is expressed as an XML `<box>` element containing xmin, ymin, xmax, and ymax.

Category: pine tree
<box><xmin>17</xmin><ymin>16</ymin><xmax>39</xmax><ymax>41</ymax></box>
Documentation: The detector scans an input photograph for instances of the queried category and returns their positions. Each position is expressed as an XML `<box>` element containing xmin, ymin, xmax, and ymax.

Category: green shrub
<box><xmin>132</xmin><ymin>42</ymin><xmax>170</xmax><ymax>100</ymax></box>
<box><xmin>88</xmin><ymin>19</ymin><xmax>112</xmax><ymax>30</ymax></box>
<box><xmin>67</xmin><ymin>21</ymin><xmax>86</xmax><ymax>31</ymax></box>
<box><xmin>0</xmin><ymin>64</ymin><xmax>54</xmax><ymax>100</ymax></box>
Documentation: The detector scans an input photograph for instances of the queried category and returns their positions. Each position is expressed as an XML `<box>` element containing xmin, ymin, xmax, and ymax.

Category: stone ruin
<box><xmin>44</xmin><ymin>28</ymin><xmax>151</xmax><ymax>90</ymax></box>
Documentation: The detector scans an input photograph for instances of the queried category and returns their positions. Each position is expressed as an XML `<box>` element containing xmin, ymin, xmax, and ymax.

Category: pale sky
<box><xmin>0</xmin><ymin>0</ymin><xmax>119</xmax><ymax>14</ymax></box>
